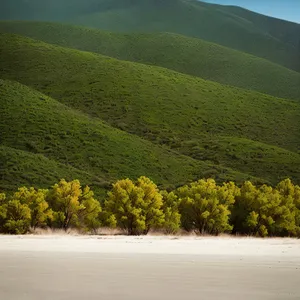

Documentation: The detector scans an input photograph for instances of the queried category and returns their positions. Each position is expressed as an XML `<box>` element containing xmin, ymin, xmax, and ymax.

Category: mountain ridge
<box><xmin>1</xmin><ymin>21</ymin><xmax>299</xmax><ymax>101</ymax></box>
<box><xmin>0</xmin><ymin>0</ymin><xmax>299</xmax><ymax>71</ymax></box>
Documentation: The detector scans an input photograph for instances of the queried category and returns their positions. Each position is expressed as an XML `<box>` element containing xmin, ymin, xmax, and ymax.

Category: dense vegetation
<box><xmin>1</xmin><ymin>34</ymin><xmax>299</xmax><ymax>189</ymax></box>
<box><xmin>1</xmin><ymin>21</ymin><xmax>300</xmax><ymax>100</ymax></box>
<box><xmin>1</xmin><ymin>177</ymin><xmax>299</xmax><ymax>237</ymax></box>
<box><xmin>0</xmin><ymin>2</ymin><xmax>299</xmax><ymax>236</ymax></box>
<box><xmin>0</xmin><ymin>0</ymin><xmax>299</xmax><ymax>72</ymax></box>
<box><xmin>3</xmin><ymin>79</ymin><xmax>253</xmax><ymax>195</ymax></box>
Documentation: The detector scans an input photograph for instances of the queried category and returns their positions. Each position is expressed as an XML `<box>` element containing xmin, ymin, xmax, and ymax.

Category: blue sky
<box><xmin>201</xmin><ymin>0</ymin><xmax>300</xmax><ymax>24</ymax></box>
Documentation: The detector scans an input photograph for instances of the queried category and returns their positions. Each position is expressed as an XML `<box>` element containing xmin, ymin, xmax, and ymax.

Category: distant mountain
<box><xmin>1</xmin><ymin>33</ymin><xmax>299</xmax><ymax>191</ymax></box>
<box><xmin>0</xmin><ymin>0</ymin><xmax>299</xmax><ymax>71</ymax></box>
<box><xmin>1</xmin><ymin>21</ymin><xmax>300</xmax><ymax>100</ymax></box>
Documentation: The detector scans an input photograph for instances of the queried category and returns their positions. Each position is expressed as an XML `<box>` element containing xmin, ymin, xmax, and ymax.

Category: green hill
<box><xmin>1</xmin><ymin>21</ymin><xmax>299</xmax><ymax>100</ymax></box>
<box><xmin>1</xmin><ymin>34</ymin><xmax>299</xmax><ymax>186</ymax></box>
<box><xmin>1</xmin><ymin>79</ymin><xmax>253</xmax><ymax>195</ymax></box>
<box><xmin>0</xmin><ymin>0</ymin><xmax>299</xmax><ymax>71</ymax></box>
<box><xmin>0</xmin><ymin>145</ymin><xmax>107</xmax><ymax>196</ymax></box>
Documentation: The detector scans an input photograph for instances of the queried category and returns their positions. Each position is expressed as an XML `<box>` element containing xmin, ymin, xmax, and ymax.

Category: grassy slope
<box><xmin>71</xmin><ymin>0</ymin><xmax>300</xmax><ymax>72</ymax></box>
<box><xmin>0</xmin><ymin>34</ymin><xmax>299</xmax><ymax>185</ymax></box>
<box><xmin>1</xmin><ymin>79</ymin><xmax>252</xmax><ymax>195</ymax></box>
<box><xmin>0</xmin><ymin>21</ymin><xmax>300</xmax><ymax>101</ymax></box>
<box><xmin>0</xmin><ymin>145</ymin><xmax>107</xmax><ymax>197</ymax></box>
<box><xmin>1</xmin><ymin>0</ymin><xmax>299</xmax><ymax>71</ymax></box>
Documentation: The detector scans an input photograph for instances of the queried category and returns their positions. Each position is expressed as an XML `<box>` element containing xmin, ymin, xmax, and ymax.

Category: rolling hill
<box><xmin>1</xmin><ymin>34</ymin><xmax>299</xmax><ymax>187</ymax></box>
<box><xmin>0</xmin><ymin>145</ymin><xmax>108</xmax><ymax>196</ymax></box>
<box><xmin>2</xmin><ymin>79</ymin><xmax>252</xmax><ymax>195</ymax></box>
<box><xmin>1</xmin><ymin>21</ymin><xmax>300</xmax><ymax>101</ymax></box>
<box><xmin>0</xmin><ymin>0</ymin><xmax>299</xmax><ymax>72</ymax></box>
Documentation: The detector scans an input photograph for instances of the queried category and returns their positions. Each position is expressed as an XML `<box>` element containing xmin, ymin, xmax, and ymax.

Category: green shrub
<box><xmin>104</xmin><ymin>176</ymin><xmax>165</xmax><ymax>235</ymax></box>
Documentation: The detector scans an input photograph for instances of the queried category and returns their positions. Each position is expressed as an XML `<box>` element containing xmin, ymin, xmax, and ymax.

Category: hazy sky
<box><xmin>202</xmin><ymin>0</ymin><xmax>300</xmax><ymax>24</ymax></box>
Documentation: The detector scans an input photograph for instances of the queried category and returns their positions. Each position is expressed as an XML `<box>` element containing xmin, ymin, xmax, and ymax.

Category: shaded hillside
<box><xmin>0</xmin><ymin>145</ymin><xmax>107</xmax><ymax>197</ymax></box>
<box><xmin>1</xmin><ymin>34</ymin><xmax>299</xmax><ymax>185</ymax></box>
<box><xmin>1</xmin><ymin>21</ymin><xmax>299</xmax><ymax>100</ymax></box>
<box><xmin>0</xmin><ymin>0</ymin><xmax>299</xmax><ymax>71</ymax></box>
<box><xmin>1</xmin><ymin>79</ymin><xmax>252</xmax><ymax>195</ymax></box>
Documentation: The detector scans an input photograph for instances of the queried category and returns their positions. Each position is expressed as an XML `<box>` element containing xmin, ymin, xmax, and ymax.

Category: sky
<box><xmin>201</xmin><ymin>0</ymin><xmax>300</xmax><ymax>24</ymax></box>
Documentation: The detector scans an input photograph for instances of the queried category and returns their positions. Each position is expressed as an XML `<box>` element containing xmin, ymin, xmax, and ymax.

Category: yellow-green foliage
<box><xmin>231</xmin><ymin>179</ymin><xmax>300</xmax><ymax>237</ymax></box>
<box><xmin>0</xmin><ymin>193</ymin><xmax>5</xmax><ymax>203</ymax></box>
<box><xmin>104</xmin><ymin>176</ymin><xmax>165</xmax><ymax>235</ymax></box>
<box><xmin>178</xmin><ymin>179</ymin><xmax>238</xmax><ymax>234</ymax></box>
<box><xmin>47</xmin><ymin>179</ymin><xmax>84</xmax><ymax>229</ymax></box>
<box><xmin>0</xmin><ymin>177</ymin><xmax>300</xmax><ymax>237</ymax></box>
<box><xmin>12</xmin><ymin>187</ymin><xmax>53</xmax><ymax>229</ymax></box>
<box><xmin>1</xmin><ymin>200</ymin><xmax>31</xmax><ymax>234</ymax></box>
<box><xmin>78</xmin><ymin>185</ymin><xmax>102</xmax><ymax>232</ymax></box>
<box><xmin>160</xmin><ymin>190</ymin><xmax>181</xmax><ymax>234</ymax></box>
<box><xmin>276</xmin><ymin>179</ymin><xmax>300</xmax><ymax>236</ymax></box>
<box><xmin>47</xmin><ymin>179</ymin><xmax>101</xmax><ymax>230</ymax></box>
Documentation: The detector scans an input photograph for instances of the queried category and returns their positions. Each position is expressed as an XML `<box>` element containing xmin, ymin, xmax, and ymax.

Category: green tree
<box><xmin>232</xmin><ymin>181</ymin><xmax>297</xmax><ymax>237</ymax></box>
<box><xmin>78</xmin><ymin>186</ymin><xmax>102</xmax><ymax>232</ymax></box>
<box><xmin>160</xmin><ymin>190</ymin><xmax>181</xmax><ymax>234</ymax></box>
<box><xmin>104</xmin><ymin>176</ymin><xmax>164</xmax><ymax>235</ymax></box>
<box><xmin>99</xmin><ymin>210</ymin><xmax>117</xmax><ymax>228</ymax></box>
<box><xmin>276</xmin><ymin>179</ymin><xmax>300</xmax><ymax>236</ymax></box>
<box><xmin>47</xmin><ymin>179</ymin><xmax>101</xmax><ymax>230</ymax></box>
<box><xmin>231</xmin><ymin>181</ymin><xmax>257</xmax><ymax>234</ymax></box>
<box><xmin>136</xmin><ymin>176</ymin><xmax>165</xmax><ymax>233</ymax></box>
<box><xmin>0</xmin><ymin>193</ymin><xmax>5</xmax><ymax>204</ymax></box>
<box><xmin>13</xmin><ymin>187</ymin><xmax>53</xmax><ymax>229</ymax></box>
<box><xmin>178</xmin><ymin>179</ymin><xmax>235</xmax><ymax>235</ymax></box>
<box><xmin>2</xmin><ymin>200</ymin><xmax>31</xmax><ymax>234</ymax></box>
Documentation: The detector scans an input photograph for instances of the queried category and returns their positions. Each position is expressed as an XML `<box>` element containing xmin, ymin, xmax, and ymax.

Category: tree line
<box><xmin>0</xmin><ymin>177</ymin><xmax>299</xmax><ymax>237</ymax></box>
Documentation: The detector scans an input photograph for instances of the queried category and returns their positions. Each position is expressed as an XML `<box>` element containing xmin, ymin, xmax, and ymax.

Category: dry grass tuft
<box><xmin>28</xmin><ymin>227</ymin><xmax>83</xmax><ymax>236</ymax></box>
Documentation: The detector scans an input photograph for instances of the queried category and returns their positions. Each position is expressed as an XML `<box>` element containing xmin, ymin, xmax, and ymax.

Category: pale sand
<box><xmin>0</xmin><ymin>236</ymin><xmax>299</xmax><ymax>299</ymax></box>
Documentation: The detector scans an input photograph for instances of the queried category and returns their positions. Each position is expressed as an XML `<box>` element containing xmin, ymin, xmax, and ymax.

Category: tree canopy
<box><xmin>104</xmin><ymin>176</ymin><xmax>164</xmax><ymax>235</ymax></box>
<box><xmin>0</xmin><ymin>177</ymin><xmax>299</xmax><ymax>237</ymax></box>
<box><xmin>47</xmin><ymin>179</ymin><xmax>101</xmax><ymax>230</ymax></box>
<box><xmin>177</xmin><ymin>179</ymin><xmax>237</xmax><ymax>234</ymax></box>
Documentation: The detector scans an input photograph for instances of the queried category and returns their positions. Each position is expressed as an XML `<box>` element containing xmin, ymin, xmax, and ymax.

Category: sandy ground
<box><xmin>0</xmin><ymin>236</ymin><xmax>300</xmax><ymax>300</ymax></box>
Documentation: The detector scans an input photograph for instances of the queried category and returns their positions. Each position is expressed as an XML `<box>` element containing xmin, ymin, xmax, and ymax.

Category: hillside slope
<box><xmin>2</xmin><ymin>79</ymin><xmax>248</xmax><ymax>194</ymax></box>
<box><xmin>1</xmin><ymin>34</ymin><xmax>299</xmax><ymax>185</ymax></box>
<box><xmin>0</xmin><ymin>145</ymin><xmax>107</xmax><ymax>196</ymax></box>
<box><xmin>0</xmin><ymin>0</ymin><xmax>299</xmax><ymax>71</ymax></box>
<box><xmin>1</xmin><ymin>21</ymin><xmax>299</xmax><ymax>100</ymax></box>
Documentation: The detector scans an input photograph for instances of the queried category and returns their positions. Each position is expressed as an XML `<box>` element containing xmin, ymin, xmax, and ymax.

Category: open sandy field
<box><xmin>0</xmin><ymin>235</ymin><xmax>300</xmax><ymax>299</ymax></box>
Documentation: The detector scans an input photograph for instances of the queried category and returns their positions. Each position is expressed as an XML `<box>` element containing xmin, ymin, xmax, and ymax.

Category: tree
<box><xmin>276</xmin><ymin>179</ymin><xmax>300</xmax><ymax>236</ymax></box>
<box><xmin>136</xmin><ymin>176</ymin><xmax>165</xmax><ymax>233</ymax></box>
<box><xmin>231</xmin><ymin>181</ymin><xmax>257</xmax><ymax>234</ymax></box>
<box><xmin>0</xmin><ymin>193</ymin><xmax>5</xmax><ymax>204</ymax></box>
<box><xmin>47</xmin><ymin>179</ymin><xmax>101</xmax><ymax>230</ymax></box>
<box><xmin>160</xmin><ymin>190</ymin><xmax>181</xmax><ymax>234</ymax></box>
<box><xmin>12</xmin><ymin>187</ymin><xmax>53</xmax><ymax>229</ymax></box>
<box><xmin>178</xmin><ymin>179</ymin><xmax>236</xmax><ymax>235</ymax></box>
<box><xmin>2</xmin><ymin>200</ymin><xmax>31</xmax><ymax>234</ymax></box>
<box><xmin>104</xmin><ymin>176</ymin><xmax>164</xmax><ymax>235</ymax></box>
<box><xmin>232</xmin><ymin>181</ymin><xmax>298</xmax><ymax>237</ymax></box>
<box><xmin>262</xmin><ymin>184</ymin><xmax>297</xmax><ymax>237</ymax></box>
<box><xmin>78</xmin><ymin>186</ymin><xmax>102</xmax><ymax>232</ymax></box>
